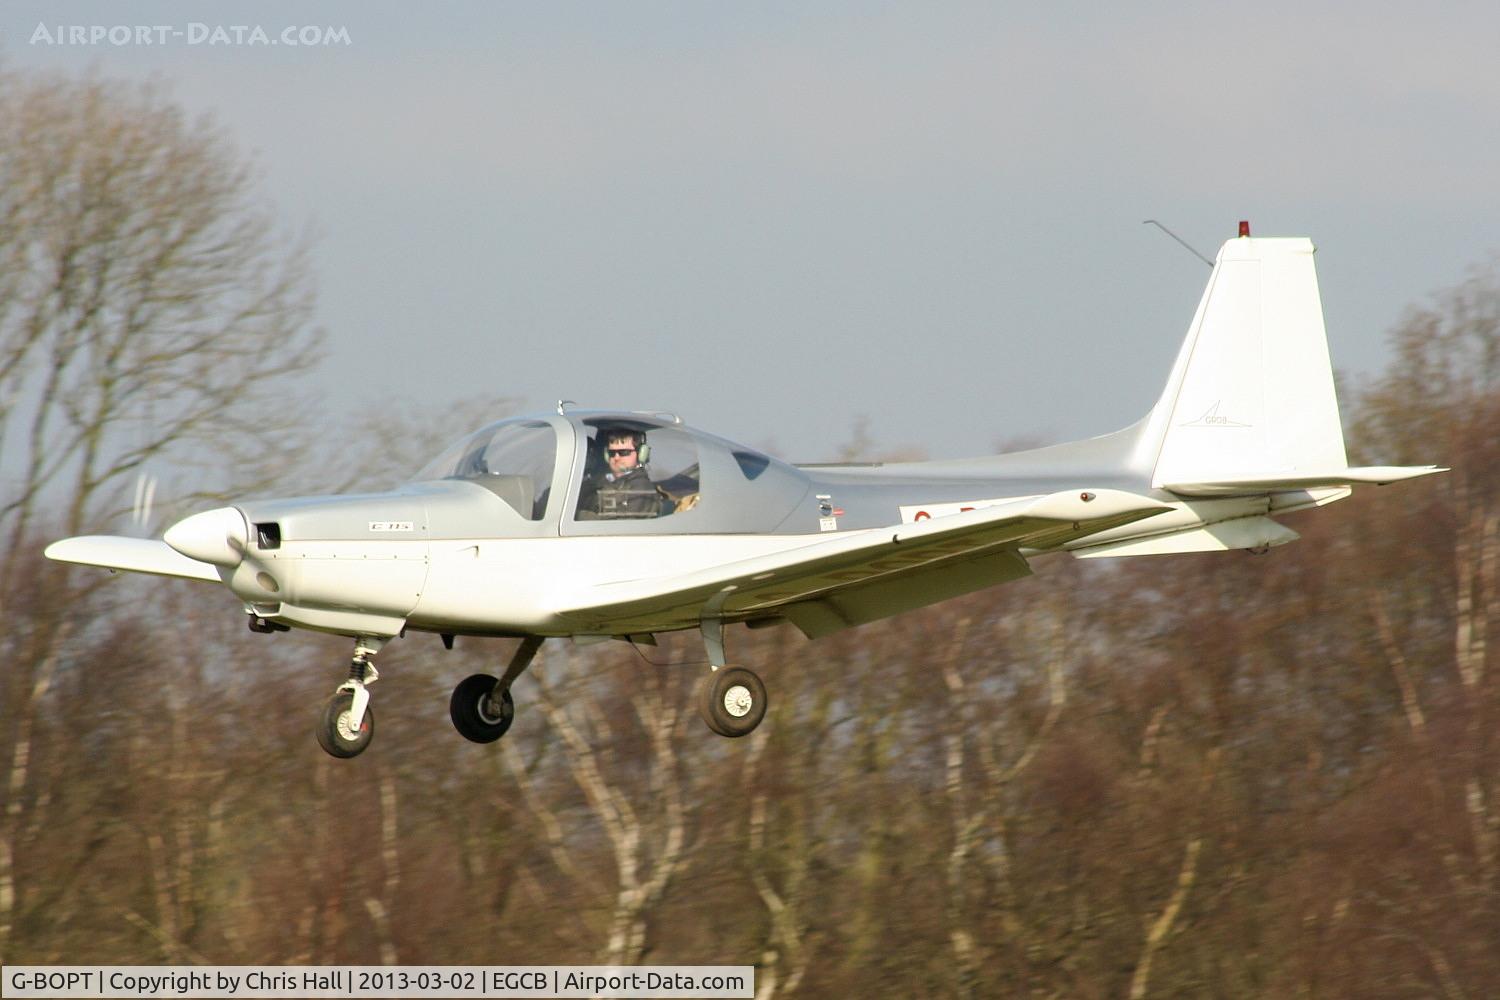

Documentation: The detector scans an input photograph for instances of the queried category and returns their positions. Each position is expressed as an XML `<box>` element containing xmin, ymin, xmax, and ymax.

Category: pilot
<box><xmin>577</xmin><ymin>427</ymin><xmax>665</xmax><ymax>519</ymax></box>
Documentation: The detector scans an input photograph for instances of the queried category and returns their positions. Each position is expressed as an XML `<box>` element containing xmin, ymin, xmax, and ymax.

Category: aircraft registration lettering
<box><xmin>368</xmin><ymin>521</ymin><xmax>414</xmax><ymax>532</ymax></box>
<box><xmin>899</xmin><ymin>499</ymin><xmax>1010</xmax><ymax>523</ymax></box>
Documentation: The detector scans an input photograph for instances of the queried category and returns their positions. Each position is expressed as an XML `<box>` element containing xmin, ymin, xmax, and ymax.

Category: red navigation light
<box><xmin>1239</xmin><ymin>220</ymin><xmax>1251</xmax><ymax>237</ymax></box>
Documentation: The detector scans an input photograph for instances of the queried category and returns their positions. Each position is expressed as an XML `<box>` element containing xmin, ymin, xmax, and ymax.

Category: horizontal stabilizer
<box><xmin>45</xmin><ymin>536</ymin><xmax>223</xmax><ymax>582</ymax></box>
<box><xmin>1164</xmin><ymin>466</ymin><xmax>1447</xmax><ymax>497</ymax></box>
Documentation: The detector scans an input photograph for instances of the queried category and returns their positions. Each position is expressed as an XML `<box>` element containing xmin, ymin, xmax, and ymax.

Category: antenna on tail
<box><xmin>1143</xmin><ymin>219</ymin><xmax>1214</xmax><ymax>269</ymax></box>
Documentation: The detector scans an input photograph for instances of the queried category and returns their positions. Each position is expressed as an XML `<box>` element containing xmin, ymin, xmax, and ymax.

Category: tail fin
<box><xmin>918</xmin><ymin>229</ymin><xmax>1440</xmax><ymax>501</ymax></box>
<box><xmin>1064</xmin><ymin>231</ymin><xmax>1444</xmax><ymax>560</ymax></box>
<box><xmin>1143</xmin><ymin>236</ymin><xmax>1345</xmax><ymax>489</ymax></box>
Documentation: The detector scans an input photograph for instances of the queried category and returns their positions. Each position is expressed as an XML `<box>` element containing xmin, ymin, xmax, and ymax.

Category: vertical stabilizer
<box><xmin>1145</xmin><ymin>236</ymin><xmax>1347</xmax><ymax>489</ymax></box>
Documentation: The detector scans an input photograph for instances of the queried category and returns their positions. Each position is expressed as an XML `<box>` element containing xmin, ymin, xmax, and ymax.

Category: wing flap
<box><xmin>45</xmin><ymin>535</ymin><xmax>223</xmax><ymax>583</ymax></box>
<box><xmin>1071</xmin><ymin>515</ymin><xmax>1300</xmax><ymax>558</ymax></box>
<box><xmin>781</xmin><ymin>547</ymin><xmax>1034</xmax><ymax>638</ymax></box>
<box><xmin>553</xmin><ymin>489</ymin><xmax>1171</xmax><ymax>631</ymax></box>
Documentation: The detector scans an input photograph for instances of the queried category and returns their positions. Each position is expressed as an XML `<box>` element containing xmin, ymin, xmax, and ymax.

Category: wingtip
<box><xmin>1371</xmin><ymin>465</ymin><xmax>1449</xmax><ymax>485</ymax></box>
<box><xmin>44</xmin><ymin>536</ymin><xmax>86</xmax><ymax>562</ymax></box>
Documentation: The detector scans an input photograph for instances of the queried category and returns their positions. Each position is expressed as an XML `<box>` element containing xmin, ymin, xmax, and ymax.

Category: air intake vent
<box><xmin>254</xmin><ymin>522</ymin><xmax>281</xmax><ymax>550</ymax></box>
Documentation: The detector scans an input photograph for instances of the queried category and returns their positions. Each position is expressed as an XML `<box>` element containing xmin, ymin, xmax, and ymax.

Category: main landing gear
<box><xmin>697</xmin><ymin>666</ymin><xmax>767</xmax><ymax>738</ymax></box>
<box><xmin>316</xmin><ymin>637</ymin><xmax>384</xmax><ymax>758</ymax></box>
<box><xmin>449</xmin><ymin>636</ymin><xmax>542</xmax><ymax>744</ymax></box>
<box><xmin>443</xmin><ymin>631</ymin><xmax>768</xmax><ymax>743</ymax></box>
<box><xmin>695</xmin><ymin>615</ymin><xmax>767</xmax><ymax>738</ymax></box>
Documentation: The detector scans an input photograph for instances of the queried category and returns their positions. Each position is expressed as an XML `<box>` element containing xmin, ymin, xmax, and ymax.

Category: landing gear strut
<box><xmin>316</xmin><ymin>637</ymin><xmax>383</xmax><ymax>758</ymax></box>
<box><xmin>696</xmin><ymin>615</ymin><xmax>767</xmax><ymax>737</ymax></box>
<box><xmin>450</xmin><ymin>636</ymin><xmax>543</xmax><ymax>744</ymax></box>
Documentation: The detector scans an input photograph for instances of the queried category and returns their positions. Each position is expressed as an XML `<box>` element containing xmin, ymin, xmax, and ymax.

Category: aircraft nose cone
<box><xmin>163</xmin><ymin>507</ymin><xmax>248</xmax><ymax>567</ymax></box>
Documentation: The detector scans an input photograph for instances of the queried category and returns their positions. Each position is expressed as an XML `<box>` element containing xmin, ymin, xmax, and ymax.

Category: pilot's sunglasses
<box><xmin>608</xmin><ymin>448</ymin><xmax>636</xmax><ymax>457</ymax></box>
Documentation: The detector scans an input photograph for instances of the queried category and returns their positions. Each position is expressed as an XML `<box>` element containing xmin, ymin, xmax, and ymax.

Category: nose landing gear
<box><xmin>316</xmin><ymin>637</ymin><xmax>384</xmax><ymax>758</ymax></box>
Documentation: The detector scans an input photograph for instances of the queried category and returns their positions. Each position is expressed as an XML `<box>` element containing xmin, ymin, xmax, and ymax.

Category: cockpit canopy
<box><xmin>414</xmin><ymin>411</ymin><xmax>811</xmax><ymax>535</ymax></box>
<box><xmin>415</xmin><ymin>418</ymin><xmax>557</xmax><ymax>520</ymax></box>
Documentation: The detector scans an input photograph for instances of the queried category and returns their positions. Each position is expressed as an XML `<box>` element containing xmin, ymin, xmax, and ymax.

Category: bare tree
<box><xmin>0</xmin><ymin>67</ymin><xmax>321</xmax><ymax>965</ymax></box>
<box><xmin>531</xmin><ymin>645</ymin><xmax>692</xmax><ymax>966</ymax></box>
<box><xmin>0</xmin><ymin>69</ymin><xmax>322</xmax><ymax>555</ymax></box>
<box><xmin>932</xmin><ymin>603</ymin><xmax>1069</xmax><ymax>997</ymax></box>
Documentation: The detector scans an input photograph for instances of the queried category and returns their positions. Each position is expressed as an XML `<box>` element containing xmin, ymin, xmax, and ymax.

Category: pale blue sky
<box><xmin>6</xmin><ymin>2</ymin><xmax>1498</xmax><ymax>461</ymax></box>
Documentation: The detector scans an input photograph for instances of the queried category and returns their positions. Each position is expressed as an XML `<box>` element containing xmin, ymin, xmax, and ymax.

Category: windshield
<box><xmin>415</xmin><ymin>419</ymin><xmax>557</xmax><ymax>520</ymax></box>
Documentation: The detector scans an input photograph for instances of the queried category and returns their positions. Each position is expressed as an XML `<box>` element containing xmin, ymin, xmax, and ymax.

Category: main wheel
<box><xmin>697</xmin><ymin>667</ymin><xmax>767</xmax><ymax>738</ymax></box>
<box><xmin>316</xmin><ymin>691</ymin><xmax>374</xmax><ymax>758</ymax></box>
<box><xmin>450</xmin><ymin>673</ymin><xmax>515</xmax><ymax>743</ymax></box>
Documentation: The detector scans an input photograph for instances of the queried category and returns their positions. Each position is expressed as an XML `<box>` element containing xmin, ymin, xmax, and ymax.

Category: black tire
<box><xmin>450</xmin><ymin>673</ymin><xmax>515</xmax><ymax>744</ymax></box>
<box><xmin>316</xmin><ymin>691</ymin><xmax>374</xmax><ymax>758</ymax></box>
<box><xmin>697</xmin><ymin>677</ymin><xmax>731</xmax><ymax>737</ymax></box>
<box><xmin>697</xmin><ymin>667</ymin><xmax>767</xmax><ymax>738</ymax></box>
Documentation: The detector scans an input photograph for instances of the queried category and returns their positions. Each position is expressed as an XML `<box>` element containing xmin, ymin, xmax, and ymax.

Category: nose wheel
<box><xmin>316</xmin><ymin>637</ymin><xmax>384</xmax><ymax>759</ymax></box>
<box><xmin>316</xmin><ymin>690</ymin><xmax>374</xmax><ymax>758</ymax></box>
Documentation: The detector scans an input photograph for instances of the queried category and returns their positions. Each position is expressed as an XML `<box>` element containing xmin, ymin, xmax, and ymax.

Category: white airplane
<box><xmin>47</xmin><ymin>228</ymin><xmax>1443</xmax><ymax>757</ymax></box>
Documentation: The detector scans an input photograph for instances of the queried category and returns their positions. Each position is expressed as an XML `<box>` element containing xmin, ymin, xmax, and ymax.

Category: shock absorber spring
<box><xmin>348</xmin><ymin>657</ymin><xmax>368</xmax><ymax>683</ymax></box>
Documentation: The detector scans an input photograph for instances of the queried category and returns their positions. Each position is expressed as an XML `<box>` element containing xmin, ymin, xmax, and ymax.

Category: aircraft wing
<box><xmin>553</xmin><ymin>489</ymin><xmax>1171</xmax><ymax>635</ymax></box>
<box><xmin>45</xmin><ymin>535</ymin><xmax>223</xmax><ymax>583</ymax></box>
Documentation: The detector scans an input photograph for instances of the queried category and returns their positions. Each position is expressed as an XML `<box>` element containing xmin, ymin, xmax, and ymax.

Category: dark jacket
<box><xmin>577</xmin><ymin>466</ymin><xmax>665</xmax><ymax>519</ymax></box>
